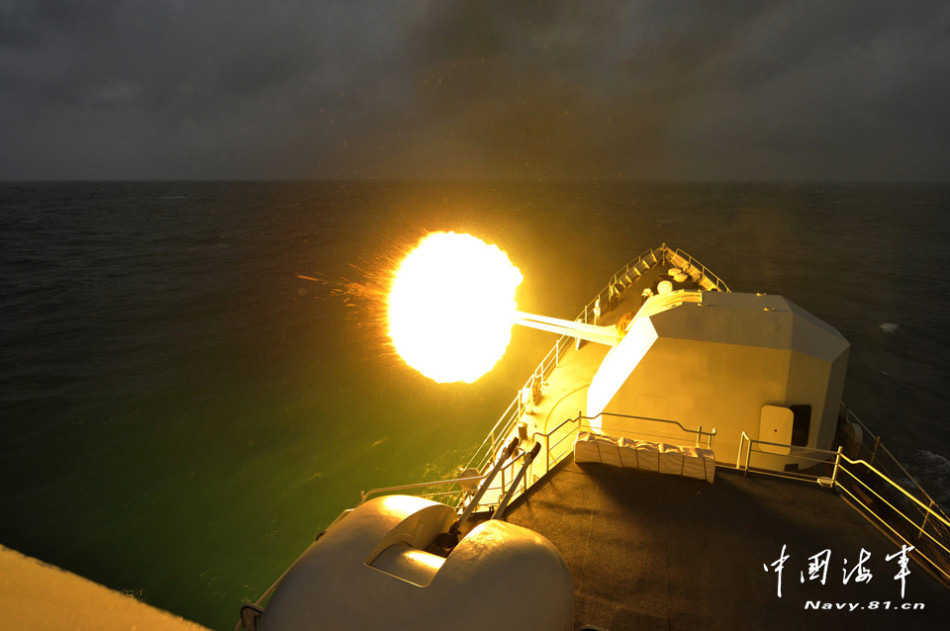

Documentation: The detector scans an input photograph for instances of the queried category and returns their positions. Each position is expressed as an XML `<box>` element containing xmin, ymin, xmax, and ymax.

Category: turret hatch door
<box><xmin>759</xmin><ymin>405</ymin><xmax>793</xmax><ymax>455</ymax></box>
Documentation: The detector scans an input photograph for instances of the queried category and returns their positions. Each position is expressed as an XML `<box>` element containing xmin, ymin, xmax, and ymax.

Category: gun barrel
<box><xmin>513</xmin><ymin>311</ymin><xmax>621</xmax><ymax>347</ymax></box>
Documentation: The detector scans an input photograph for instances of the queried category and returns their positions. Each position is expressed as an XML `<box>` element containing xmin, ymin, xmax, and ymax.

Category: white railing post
<box><xmin>831</xmin><ymin>446</ymin><xmax>843</xmax><ymax>487</ymax></box>
<box><xmin>744</xmin><ymin>434</ymin><xmax>752</xmax><ymax>476</ymax></box>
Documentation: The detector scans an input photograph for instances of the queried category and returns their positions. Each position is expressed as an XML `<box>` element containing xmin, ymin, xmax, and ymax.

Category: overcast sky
<box><xmin>1</xmin><ymin>1</ymin><xmax>947</xmax><ymax>181</ymax></box>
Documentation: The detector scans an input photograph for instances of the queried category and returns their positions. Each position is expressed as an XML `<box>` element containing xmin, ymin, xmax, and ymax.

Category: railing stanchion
<box><xmin>744</xmin><ymin>435</ymin><xmax>752</xmax><ymax>476</ymax></box>
<box><xmin>831</xmin><ymin>446</ymin><xmax>843</xmax><ymax>487</ymax></box>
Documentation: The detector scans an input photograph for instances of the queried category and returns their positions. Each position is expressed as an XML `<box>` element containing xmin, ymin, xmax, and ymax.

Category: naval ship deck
<box><xmin>505</xmin><ymin>458</ymin><xmax>949</xmax><ymax>630</ymax></box>
<box><xmin>462</xmin><ymin>246</ymin><xmax>950</xmax><ymax>630</ymax></box>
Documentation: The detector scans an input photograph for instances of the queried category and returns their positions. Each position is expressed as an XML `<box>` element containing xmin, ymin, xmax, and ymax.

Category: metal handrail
<box><xmin>840</xmin><ymin>405</ymin><xmax>946</xmax><ymax>515</ymax></box>
<box><xmin>834</xmin><ymin>457</ymin><xmax>950</xmax><ymax>584</ymax></box>
<box><xmin>359</xmin><ymin>475</ymin><xmax>485</xmax><ymax>505</ymax></box>
<box><xmin>835</xmin><ymin>465</ymin><xmax>950</xmax><ymax>545</ymax></box>
<box><xmin>359</xmin><ymin>409</ymin><xmax>715</xmax><ymax>516</ymax></box>
<box><xmin>577</xmin><ymin>412</ymin><xmax>718</xmax><ymax>447</ymax></box>
<box><xmin>735</xmin><ymin>431</ymin><xmax>844</xmax><ymax>486</ymax></box>
<box><xmin>735</xmin><ymin>429</ymin><xmax>950</xmax><ymax>585</ymax></box>
<box><xmin>735</xmin><ymin>431</ymin><xmax>842</xmax><ymax>466</ymax></box>
<box><xmin>464</xmin><ymin>412</ymin><xmax>715</xmax><ymax>514</ymax></box>
<box><xmin>837</xmin><ymin>454</ymin><xmax>950</xmax><ymax>530</ymax></box>
<box><xmin>668</xmin><ymin>247</ymin><xmax>731</xmax><ymax>293</ymax></box>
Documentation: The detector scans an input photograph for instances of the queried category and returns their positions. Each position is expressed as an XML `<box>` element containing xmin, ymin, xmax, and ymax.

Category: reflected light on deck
<box><xmin>387</xmin><ymin>232</ymin><xmax>523</xmax><ymax>383</ymax></box>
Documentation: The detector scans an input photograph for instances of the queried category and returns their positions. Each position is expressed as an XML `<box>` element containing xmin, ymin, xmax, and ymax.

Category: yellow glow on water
<box><xmin>387</xmin><ymin>232</ymin><xmax>523</xmax><ymax>383</ymax></box>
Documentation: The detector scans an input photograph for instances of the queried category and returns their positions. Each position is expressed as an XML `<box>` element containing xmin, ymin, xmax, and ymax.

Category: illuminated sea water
<box><xmin>1</xmin><ymin>181</ymin><xmax>949</xmax><ymax>629</ymax></box>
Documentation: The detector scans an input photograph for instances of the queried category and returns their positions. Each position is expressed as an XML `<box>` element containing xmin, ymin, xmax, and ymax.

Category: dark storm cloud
<box><xmin>0</xmin><ymin>0</ymin><xmax>400</xmax><ymax>178</ymax></box>
<box><xmin>396</xmin><ymin>0</ymin><xmax>950</xmax><ymax>180</ymax></box>
<box><xmin>0</xmin><ymin>0</ymin><xmax>947</xmax><ymax>180</ymax></box>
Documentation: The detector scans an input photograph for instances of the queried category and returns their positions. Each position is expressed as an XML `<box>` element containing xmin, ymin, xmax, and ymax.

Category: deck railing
<box><xmin>735</xmin><ymin>418</ymin><xmax>950</xmax><ymax>587</ymax></box>
<box><xmin>838</xmin><ymin>406</ymin><xmax>943</xmax><ymax>510</ymax></box>
<box><xmin>359</xmin><ymin>474</ymin><xmax>486</xmax><ymax>506</ymax></box>
<box><xmin>360</xmin><ymin>412</ymin><xmax>716</xmax><ymax>515</ymax></box>
<box><xmin>667</xmin><ymin>248</ymin><xmax>731</xmax><ymax>293</ymax></box>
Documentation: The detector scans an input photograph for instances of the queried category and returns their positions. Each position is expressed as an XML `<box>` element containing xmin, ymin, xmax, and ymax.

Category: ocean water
<box><xmin>1</xmin><ymin>180</ymin><xmax>949</xmax><ymax>629</ymax></box>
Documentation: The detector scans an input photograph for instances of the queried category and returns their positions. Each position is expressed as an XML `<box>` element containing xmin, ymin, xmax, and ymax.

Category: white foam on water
<box><xmin>906</xmin><ymin>449</ymin><xmax>950</xmax><ymax>510</ymax></box>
